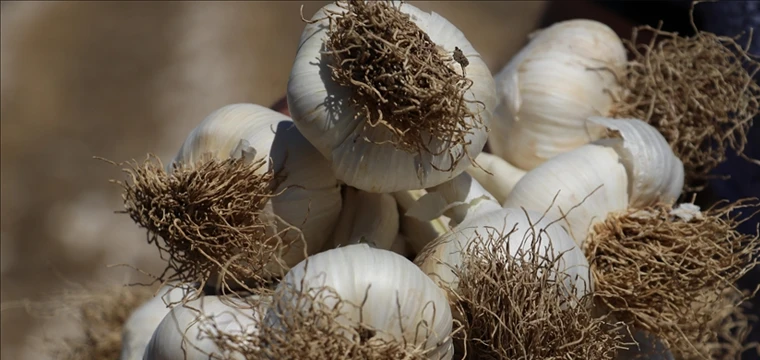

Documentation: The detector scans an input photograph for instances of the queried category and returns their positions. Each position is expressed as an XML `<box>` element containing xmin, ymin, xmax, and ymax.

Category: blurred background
<box><xmin>1</xmin><ymin>1</ymin><xmax>757</xmax><ymax>359</ymax></box>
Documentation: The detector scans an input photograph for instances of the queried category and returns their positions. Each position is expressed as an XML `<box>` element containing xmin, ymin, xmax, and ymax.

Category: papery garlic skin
<box><xmin>143</xmin><ymin>295</ymin><xmax>265</xmax><ymax>360</ymax></box>
<box><xmin>394</xmin><ymin>189</ymin><xmax>452</xmax><ymax>254</ymax></box>
<box><xmin>268</xmin><ymin>244</ymin><xmax>454</xmax><ymax>359</ymax></box>
<box><xmin>502</xmin><ymin>144</ymin><xmax>629</xmax><ymax>246</ymax></box>
<box><xmin>169</xmin><ymin>103</ymin><xmax>342</xmax><ymax>266</ymax></box>
<box><xmin>120</xmin><ymin>284</ymin><xmax>196</xmax><ymax>360</ymax></box>
<box><xmin>587</xmin><ymin>117</ymin><xmax>684</xmax><ymax>208</ymax></box>
<box><xmin>489</xmin><ymin>19</ymin><xmax>627</xmax><ymax>170</ymax></box>
<box><xmin>465</xmin><ymin>152</ymin><xmax>527</xmax><ymax>203</ymax></box>
<box><xmin>288</xmin><ymin>2</ymin><xmax>497</xmax><ymax>193</ymax></box>
<box><xmin>417</xmin><ymin>207</ymin><xmax>591</xmax><ymax>300</ymax></box>
<box><xmin>328</xmin><ymin>187</ymin><xmax>400</xmax><ymax>251</ymax></box>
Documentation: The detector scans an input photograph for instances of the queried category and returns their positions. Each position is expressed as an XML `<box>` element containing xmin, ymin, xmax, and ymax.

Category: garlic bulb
<box><xmin>587</xmin><ymin>117</ymin><xmax>684</xmax><ymax>208</ymax></box>
<box><xmin>288</xmin><ymin>1</ymin><xmax>497</xmax><ymax>193</ymax></box>
<box><xmin>328</xmin><ymin>187</ymin><xmax>400</xmax><ymax>251</ymax></box>
<box><xmin>489</xmin><ymin>19</ymin><xmax>627</xmax><ymax>170</ymax></box>
<box><xmin>170</xmin><ymin>103</ymin><xmax>342</xmax><ymax>266</ymax></box>
<box><xmin>394</xmin><ymin>189</ymin><xmax>452</xmax><ymax>254</ymax></box>
<box><xmin>417</xmin><ymin>207</ymin><xmax>591</xmax><ymax>300</ymax></box>
<box><xmin>502</xmin><ymin>144</ymin><xmax>629</xmax><ymax>246</ymax></box>
<box><xmin>144</xmin><ymin>295</ymin><xmax>265</xmax><ymax>360</ymax></box>
<box><xmin>268</xmin><ymin>244</ymin><xmax>453</xmax><ymax>359</ymax></box>
<box><xmin>465</xmin><ymin>152</ymin><xmax>527</xmax><ymax>203</ymax></box>
<box><xmin>120</xmin><ymin>284</ymin><xmax>196</xmax><ymax>360</ymax></box>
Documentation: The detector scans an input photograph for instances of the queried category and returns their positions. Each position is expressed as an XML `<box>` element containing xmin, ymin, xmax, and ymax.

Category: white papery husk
<box><xmin>267</xmin><ymin>244</ymin><xmax>454</xmax><ymax>359</ymax></box>
<box><xmin>502</xmin><ymin>144</ymin><xmax>629</xmax><ymax>247</ymax></box>
<box><xmin>327</xmin><ymin>187</ymin><xmax>400</xmax><ymax>251</ymax></box>
<box><xmin>394</xmin><ymin>189</ymin><xmax>452</xmax><ymax>255</ymax></box>
<box><xmin>143</xmin><ymin>295</ymin><xmax>267</xmax><ymax>360</ymax></box>
<box><xmin>287</xmin><ymin>2</ymin><xmax>497</xmax><ymax>193</ymax></box>
<box><xmin>489</xmin><ymin>19</ymin><xmax>627</xmax><ymax>171</ymax></box>
<box><xmin>587</xmin><ymin>117</ymin><xmax>684</xmax><ymax>208</ymax></box>
<box><xmin>119</xmin><ymin>283</ymin><xmax>196</xmax><ymax>360</ymax></box>
<box><xmin>170</xmin><ymin>103</ymin><xmax>342</xmax><ymax>267</ymax></box>
<box><xmin>416</xmin><ymin>207</ymin><xmax>592</xmax><ymax>303</ymax></box>
<box><xmin>465</xmin><ymin>152</ymin><xmax>527</xmax><ymax>203</ymax></box>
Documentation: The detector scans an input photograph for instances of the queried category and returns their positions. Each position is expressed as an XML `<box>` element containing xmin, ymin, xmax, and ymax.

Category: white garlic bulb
<box><xmin>465</xmin><ymin>152</ymin><xmax>527</xmax><ymax>203</ymax></box>
<box><xmin>120</xmin><ymin>284</ymin><xmax>196</xmax><ymax>360</ymax></box>
<box><xmin>417</xmin><ymin>207</ymin><xmax>592</xmax><ymax>300</ymax></box>
<box><xmin>288</xmin><ymin>1</ymin><xmax>497</xmax><ymax>193</ymax></box>
<box><xmin>170</xmin><ymin>103</ymin><xmax>342</xmax><ymax>266</ymax></box>
<box><xmin>143</xmin><ymin>295</ymin><xmax>265</xmax><ymax>360</ymax></box>
<box><xmin>394</xmin><ymin>189</ymin><xmax>452</xmax><ymax>254</ymax></box>
<box><xmin>268</xmin><ymin>244</ymin><xmax>454</xmax><ymax>359</ymax></box>
<box><xmin>587</xmin><ymin>117</ymin><xmax>684</xmax><ymax>208</ymax></box>
<box><xmin>328</xmin><ymin>187</ymin><xmax>400</xmax><ymax>251</ymax></box>
<box><xmin>489</xmin><ymin>19</ymin><xmax>627</xmax><ymax>170</ymax></box>
<box><xmin>502</xmin><ymin>144</ymin><xmax>629</xmax><ymax>246</ymax></box>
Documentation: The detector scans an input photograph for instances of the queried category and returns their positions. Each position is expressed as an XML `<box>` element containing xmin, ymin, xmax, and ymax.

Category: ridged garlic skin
<box><xmin>268</xmin><ymin>244</ymin><xmax>454</xmax><ymax>359</ymax></box>
<box><xmin>144</xmin><ymin>295</ymin><xmax>264</xmax><ymax>360</ymax></box>
<box><xmin>417</xmin><ymin>207</ymin><xmax>592</xmax><ymax>300</ymax></box>
<box><xmin>169</xmin><ymin>104</ymin><xmax>342</xmax><ymax>266</ymax></box>
<box><xmin>465</xmin><ymin>152</ymin><xmax>527</xmax><ymax>203</ymax></box>
<box><xmin>287</xmin><ymin>3</ymin><xmax>497</xmax><ymax>193</ymax></box>
<box><xmin>119</xmin><ymin>284</ymin><xmax>195</xmax><ymax>360</ymax></box>
<box><xmin>328</xmin><ymin>187</ymin><xmax>400</xmax><ymax>251</ymax></box>
<box><xmin>502</xmin><ymin>144</ymin><xmax>629</xmax><ymax>246</ymax></box>
<box><xmin>587</xmin><ymin>117</ymin><xmax>684</xmax><ymax>208</ymax></box>
<box><xmin>489</xmin><ymin>19</ymin><xmax>627</xmax><ymax>171</ymax></box>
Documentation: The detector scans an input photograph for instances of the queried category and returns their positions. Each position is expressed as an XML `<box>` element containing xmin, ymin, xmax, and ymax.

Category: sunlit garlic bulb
<box><xmin>169</xmin><ymin>103</ymin><xmax>343</xmax><ymax>268</ymax></box>
<box><xmin>288</xmin><ymin>0</ymin><xmax>497</xmax><ymax>193</ymax></box>
<box><xmin>489</xmin><ymin>19</ymin><xmax>627</xmax><ymax>171</ymax></box>
<box><xmin>267</xmin><ymin>244</ymin><xmax>454</xmax><ymax>359</ymax></box>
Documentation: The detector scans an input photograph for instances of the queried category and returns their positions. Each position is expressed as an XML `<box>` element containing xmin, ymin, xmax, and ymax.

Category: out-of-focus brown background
<box><xmin>0</xmin><ymin>2</ymin><xmax>551</xmax><ymax>359</ymax></box>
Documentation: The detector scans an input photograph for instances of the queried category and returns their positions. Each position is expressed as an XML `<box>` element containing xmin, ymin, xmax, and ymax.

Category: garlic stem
<box><xmin>466</xmin><ymin>152</ymin><xmax>527</xmax><ymax>203</ymax></box>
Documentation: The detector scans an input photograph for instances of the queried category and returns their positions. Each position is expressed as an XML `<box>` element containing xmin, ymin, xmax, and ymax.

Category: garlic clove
<box><xmin>143</xmin><ymin>295</ymin><xmax>266</xmax><ymax>360</ymax></box>
<box><xmin>416</xmin><ymin>207</ymin><xmax>592</xmax><ymax>301</ymax></box>
<box><xmin>489</xmin><ymin>19</ymin><xmax>627</xmax><ymax>171</ymax></box>
<box><xmin>587</xmin><ymin>117</ymin><xmax>684</xmax><ymax>208</ymax></box>
<box><xmin>288</xmin><ymin>2</ymin><xmax>497</xmax><ymax>193</ymax></box>
<box><xmin>268</xmin><ymin>243</ymin><xmax>454</xmax><ymax>359</ymax></box>
<box><xmin>465</xmin><ymin>152</ymin><xmax>527</xmax><ymax>203</ymax></box>
<box><xmin>394</xmin><ymin>189</ymin><xmax>452</xmax><ymax>254</ymax></box>
<box><xmin>424</xmin><ymin>171</ymin><xmax>503</xmax><ymax>227</ymax></box>
<box><xmin>502</xmin><ymin>144</ymin><xmax>629</xmax><ymax>246</ymax></box>
<box><xmin>328</xmin><ymin>187</ymin><xmax>400</xmax><ymax>251</ymax></box>
<box><xmin>119</xmin><ymin>284</ymin><xmax>197</xmax><ymax>360</ymax></box>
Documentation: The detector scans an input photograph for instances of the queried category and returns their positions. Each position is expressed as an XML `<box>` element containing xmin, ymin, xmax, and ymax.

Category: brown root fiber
<box><xmin>322</xmin><ymin>0</ymin><xmax>483</xmax><ymax>170</ymax></box>
<box><xmin>117</xmin><ymin>155</ymin><xmax>292</xmax><ymax>292</ymax></box>
<box><xmin>611</xmin><ymin>23</ymin><xmax>760</xmax><ymax>191</ymax></box>
<box><xmin>450</xmin><ymin>228</ymin><xmax>622</xmax><ymax>359</ymax></box>
<box><xmin>586</xmin><ymin>201</ymin><xmax>760</xmax><ymax>359</ymax></box>
<box><xmin>210</xmin><ymin>286</ymin><xmax>444</xmax><ymax>359</ymax></box>
<box><xmin>47</xmin><ymin>284</ymin><xmax>155</xmax><ymax>360</ymax></box>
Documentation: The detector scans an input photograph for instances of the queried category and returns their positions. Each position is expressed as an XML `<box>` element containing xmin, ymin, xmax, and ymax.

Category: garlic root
<box><xmin>585</xmin><ymin>201</ymin><xmax>760</xmax><ymax>359</ymax></box>
<box><xmin>611</xmin><ymin>24</ymin><xmax>760</xmax><ymax>191</ymax></box>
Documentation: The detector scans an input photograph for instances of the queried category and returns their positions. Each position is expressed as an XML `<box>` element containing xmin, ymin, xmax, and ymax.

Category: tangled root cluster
<box><xmin>208</xmin><ymin>286</ymin><xmax>443</xmax><ymax>360</ymax></box>
<box><xmin>612</xmin><ymin>23</ymin><xmax>760</xmax><ymax>191</ymax></box>
<box><xmin>450</xmin><ymin>228</ymin><xmax>622</xmax><ymax>360</ymax></box>
<box><xmin>44</xmin><ymin>284</ymin><xmax>156</xmax><ymax>360</ymax></box>
<box><xmin>586</xmin><ymin>201</ymin><xmax>760</xmax><ymax>359</ymax></box>
<box><xmin>118</xmin><ymin>155</ymin><xmax>294</xmax><ymax>292</ymax></box>
<box><xmin>322</xmin><ymin>0</ymin><xmax>484</xmax><ymax>170</ymax></box>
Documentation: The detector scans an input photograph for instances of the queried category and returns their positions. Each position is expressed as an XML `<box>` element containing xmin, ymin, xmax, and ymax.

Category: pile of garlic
<box><xmin>105</xmin><ymin>2</ymin><xmax>758</xmax><ymax>360</ymax></box>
